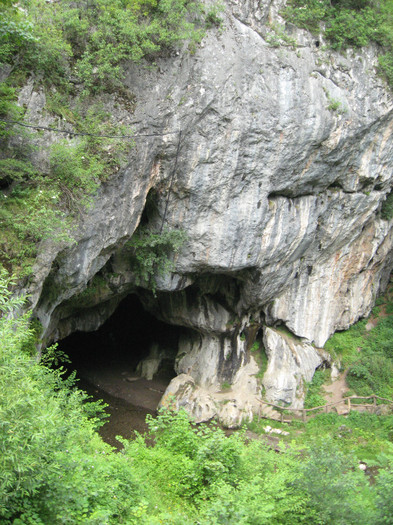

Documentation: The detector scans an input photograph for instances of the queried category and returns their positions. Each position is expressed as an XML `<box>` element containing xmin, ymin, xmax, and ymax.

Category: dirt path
<box><xmin>322</xmin><ymin>370</ymin><xmax>350</xmax><ymax>413</ymax></box>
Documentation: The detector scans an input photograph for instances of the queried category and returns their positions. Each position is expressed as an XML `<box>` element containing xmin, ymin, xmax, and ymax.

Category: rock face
<box><xmin>262</xmin><ymin>327</ymin><xmax>330</xmax><ymax>408</ymax></box>
<box><xmin>18</xmin><ymin>1</ymin><xmax>393</xmax><ymax>424</ymax></box>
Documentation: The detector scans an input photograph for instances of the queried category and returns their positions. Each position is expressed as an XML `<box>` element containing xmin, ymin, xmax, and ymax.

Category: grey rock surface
<box><xmin>16</xmin><ymin>1</ymin><xmax>393</xmax><ymax>422</ymax></box>
<box><xmin>262</xmin><ymin>327</ymin><xmax>330</xmax><ymax>408</ymax></box>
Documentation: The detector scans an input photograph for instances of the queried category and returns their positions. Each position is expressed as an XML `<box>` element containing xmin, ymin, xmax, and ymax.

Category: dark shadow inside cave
<box><xmin>56</xmin><ymin>293</ymin><xmax>185</xmax><ymax>447</ymax></box>
<box><xmin>57</xmin><ymin>294</ymin><xmax>182</xmax><ymax>430</ymax></box>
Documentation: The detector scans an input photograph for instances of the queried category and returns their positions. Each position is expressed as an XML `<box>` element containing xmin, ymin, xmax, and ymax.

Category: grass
<box><xmin>250</xmin><ymin>339</ymin><xmax>269</xmax><ymax>380</ymax></box>
<box><xmin>322</xmin><ymin>283</ymin><xmax>393</xmax><ymax>400</ymax></box>
<box><xmin>304</xmin><ymin>368</ymin><xmax>330</xmax><ymax>409</ymax></box>
<box><xmin>248</xmin><ymin>411</ymin><xmax>393</xmax><ymax>462</ymax></box>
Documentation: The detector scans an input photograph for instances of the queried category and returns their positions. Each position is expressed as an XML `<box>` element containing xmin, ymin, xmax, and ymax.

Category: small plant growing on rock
<box><xmin>126</xmin><ymin>227</ymin><xmax>187</xmax><ymax>295</ymax></box>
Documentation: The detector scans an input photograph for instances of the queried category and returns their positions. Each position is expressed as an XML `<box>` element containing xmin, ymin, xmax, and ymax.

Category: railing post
<box><xmin>373</xmin><ymin>395</ymin><xmax>377</xmax><ymax>413</ymax></box>
<box><xmin>347</xmin><ymin>398</ymin><xmax>351</xmax><ymax>412</ymax></box>
<box><xmin>280</xmin><ymin>411</ymin><xmax>284</xmax><ymax>423</ymax></box>
<box><xmin>302</xmin><ymin>410</ymin><xmax>306</xmax><ymax>422</ymax></box>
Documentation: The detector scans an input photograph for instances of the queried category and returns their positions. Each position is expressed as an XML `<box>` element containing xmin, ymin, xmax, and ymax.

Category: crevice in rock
<box><xmin>139</xmin><ymin>187</ymin><xmax>160</xmax><ymax>227</ymax></box>
<box><xmin>326</xmin><ymin>181</ymin><xmax>344</xmax><ymax>192</ymax></box>
<box><xmin>267</xmin><ymin>190</ymin><xmax>316</xmax><ymax>200</ymax></box>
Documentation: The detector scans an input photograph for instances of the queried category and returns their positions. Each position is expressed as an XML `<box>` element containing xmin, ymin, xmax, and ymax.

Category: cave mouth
<box><xmin>57</xmin><ymin>293</ymin><xmax>181</xmax><ymax>412</ymax></box>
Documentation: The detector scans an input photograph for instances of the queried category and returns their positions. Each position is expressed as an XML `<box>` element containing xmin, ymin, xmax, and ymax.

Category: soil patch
<box><xmin>78</xmin><ymin>377</ymin><xmax>155</xmax><ymax>449</ymax></box>
<box><xmin>76</xmin><ymin>365</ymin><xmax>173</xmax><ymax>449</ymax></box>
<box><xmin>322</xmin><ymin>370</ymin><xmax>349</xmax><ymax>413</ymax></box>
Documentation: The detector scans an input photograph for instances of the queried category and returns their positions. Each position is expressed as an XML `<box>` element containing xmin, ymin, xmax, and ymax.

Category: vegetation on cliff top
<box><xmin>284</xmin><ymin>0</ymin><xmax>393</xmax><ymax>86</ymax></box>
<box><xmin>0</xmin><ymin>0</ymin><xmax>207</xmax><ymax>92</ymax></box>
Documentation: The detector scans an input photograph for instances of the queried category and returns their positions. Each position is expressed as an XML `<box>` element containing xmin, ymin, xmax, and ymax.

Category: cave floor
<box><xmin>76</xmin><ymin>366</ymin><xmax>172</xmax><ymax>449</ymax></box>
<box><xmin>78</xmin><ymin>363</ymin><xmax>169</xmax><ymax>410</ymax></box>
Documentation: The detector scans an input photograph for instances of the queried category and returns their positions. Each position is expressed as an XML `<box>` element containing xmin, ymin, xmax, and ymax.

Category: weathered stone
<box><xmin>262</xmin><ymin>327</ymin><xmax>330</xmax><ymax>408</ymax></box>
<box><xmin>13</xmin><ymin>1</ymin><xmax>393</xmax><ymax>423</ymax></box>
<box><xmin>136</xmin><ymin>343</ymin><xmax>163</xmax><ymax>380</ymax></box>
<box><xmin>159</xmin><ymin>374</ymin><xmax>218</xmax><ymax>423</ymax></box>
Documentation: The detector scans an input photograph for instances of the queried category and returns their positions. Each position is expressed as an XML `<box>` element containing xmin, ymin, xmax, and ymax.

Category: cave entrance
<box><xmin>57</xmin><ymin>294</ymin><xmax>180</xmax><ymax>444</ymax></box>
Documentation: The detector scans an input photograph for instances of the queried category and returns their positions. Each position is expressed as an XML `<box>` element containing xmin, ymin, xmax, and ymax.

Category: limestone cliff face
<box><xmin>23</xmin><ymin>1</ymin><xmax>393</xmax><ymax>424</ymax></box>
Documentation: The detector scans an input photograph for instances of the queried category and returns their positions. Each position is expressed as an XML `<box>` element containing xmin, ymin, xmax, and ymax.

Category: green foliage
<box><xmin>126</xmin><ymin>228</ymin><xmax>187</xmax><ymax>294</ymax></box>
<box><xmin>304</xmin><ymin>368</ymin><xmax>330</xmax><ymax>408</ymax></box>
<box><xmin>49</xmin><ymin>141</ymin><xmax>102</xmax><ymax>206</ymax></box>
<box><xmin>283</xmin><ymin>0</ymin><xmax>393</xmax><ymax>88</ymax></box>
<box><xmin>204</xmin><ymin>3</ymin><xmax>225</xmax><ymax>29</ymax></box>
<box><xmin>265</xmin><ymin>23</ymin><xmax>298</xmax><ymax>48</ymax></box>
<box><xmin>0</xmin><ymin>83</ymin><xmax>23</xmax><ymax>139</ymax></box>
<box><xmin>1</xmin><ymin>0</ymin><xmax>207</xmax><ymax>93</ymax></box>
<box><xmin>324</xmin><ymin>286</ymin><xmax>393</xmax><ymax>399</ymax></box>
<box><xmin>0</xmin><ymin>185</ymin><xmax>73</xmax><ymax>276</ymax></box>
<box><xmin>322</xmin><ymin>86</ymin><xmax>345</xmax><ymax>112</ymax></box>
<box><xmin>0</xmin><ymin>88</ymin><xmax>133</xmax><ymax>275</ymax></box>
<box><xmin>347</xmin><ymin>353</ymin><xmax>393</xmax><ymax>398</ymax></box>
<box><xmin>295</xmin><ymin>438</ymin><xmax>375</xmax><ymax>524</ymax></box>
<box><xmin>0</xmin><ymin>5</ymin><xmax>37</xmax><ymax>64</ymax></box>
<box><xmin>251</xmin><ymin>340</ymin><xmax>269</xmax><ymax>380</ymax></box>
<box><xmin>67</xmin><ymin>275</ymin><xmax>109</xmax><ymax>309</ymax></box>
<box><xmin>324</xmin><ymin>318</ymin><xmax>367</xmax><ymax>367</ymax></box>
<box><xmin>0</xmin><ymin>269</ymin><xmax>143</xmax><ymax>523</ymax></box>
<box><xmin>381</xmin><ymin>191</ymin><xmax>393</xmax><ymax>220</ymax></box>
<box><xmin>374</xmin><ymin>455</ymin><xmax>393</xmax><ymax>524</ymax></box>
<box><xmin>379</xmin><ymin>53</ymin><xmax>393</xmax><ymax>87</ymax></box>
<box><xmin>122</xmin><ymin>408</ymin><xmax>310</xmax><ymax>524</ymax></box>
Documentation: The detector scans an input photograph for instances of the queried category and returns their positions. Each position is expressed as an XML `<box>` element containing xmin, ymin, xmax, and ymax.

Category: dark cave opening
<box><xmin>57</xmin><ymin>294</ymin><xmax>182</xmax><ymax>446</ymax></box>
<box><xmin>59</xmin><ymin>293</ymin><xmax>178</xmax><ymax>379</ymax></box>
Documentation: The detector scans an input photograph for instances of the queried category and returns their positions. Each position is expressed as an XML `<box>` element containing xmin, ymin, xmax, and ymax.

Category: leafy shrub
<box><xmin>374</xmin><ymin>455</ymin><xmax>393</xmax><ymax>524</ymax></box>
<box><xmin>324</xmin><ymin>319</ymin><xmax>367</xmax><ymax>367</ymax></box>
<box><xmin>126</xmin><ymin>227</ymin><xmax>187</xmax><ymax>294</ymax></box>
<box><xmin>381</xmin><ymin>191</ymin><xmax>393</xmax><ymax>221</ymax></box>
<box><xmin>1</xmin><ymin>0</ymin><xmax>206</xmax><ymax>92</ymax></box>
<box><xmin>296</xmin><ymin>438</ymin><xmax>375</xmax><ymax>524</ymax></box>
<box><xmin>283</xmin><ymin>0</ymin><xmax>393</xmax><ymax>89</ymax></box>
<box><xmin>0</xmin><ymin>91</ymin><xmax>133</xmax><ymax>274</ymax></box>
<box><xmin>0</xmin><ymin>269</ymin><xmax>143</xmax><ymax>523</ymax></box>
<box><xmin>347</xmin><ymin>353</ymin><xmax>393</xmax><ymax>397</ymax></box>
<box><xmin>304</xmin><ymin>368</ymin><xmax>329</xmax><ymax>408</ymax></box>
<box><xmin>0</xmin><ymin>5</ymin><xmax>37</xmax><ymax>64</ymax></box>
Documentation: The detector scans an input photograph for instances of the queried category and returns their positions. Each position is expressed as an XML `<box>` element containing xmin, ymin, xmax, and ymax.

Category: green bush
<box><xmin>283</xmin><ymin>0</ymin><xmax>393</xmax><ymax>89</ymax></box>
<box><xmin>347</xmin><ymin>353</ymin><xmax>393</xmax><ymax>397</ymax></box>
<box><xmin>126</xmin><ymin>227</ymin><xmax>187</xmax><ymax>294</ymax></box>
<box><xmin>324</xmin><ymin>318</ymin><xmax>367</xmax><ymax>367</ymax></box>
<box><xmin>1</xmin><ymin>0</ymin><xmax>206</xmax><ymax>93</ymax></box>
<box><xmin>296</xmin><ymin>439</ymin><xmax>375</xmax><ymax>524</ymax></box>
<box><xmin>381</xmin><ymin>191</ymin><xmax>393</xmax><ymax>221</ymax></box>
<box><xmin>0</xmin><ymin>269</ymin><xmax>144</xmax><ymax>523</ymax></box>
<box><xmin>304</xmin><ymin>368</ymin><xmax>329</xmax><ymax>408</ymax></box>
